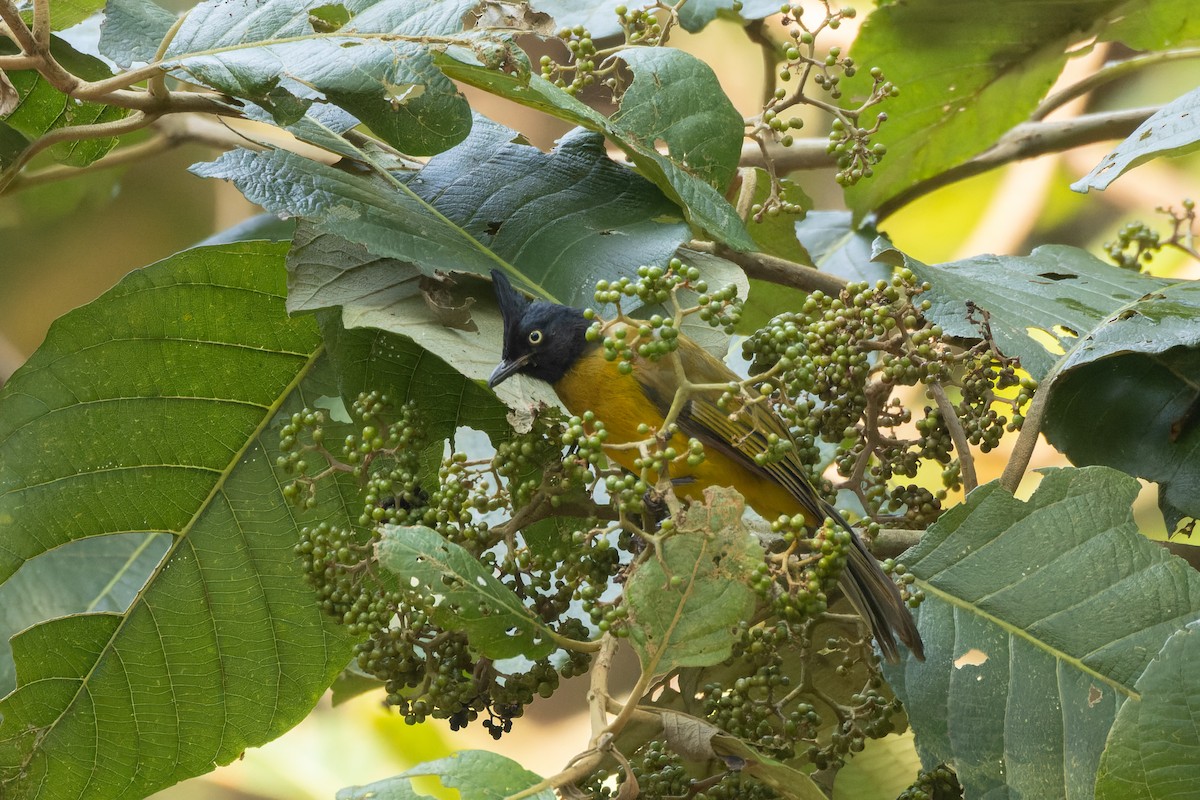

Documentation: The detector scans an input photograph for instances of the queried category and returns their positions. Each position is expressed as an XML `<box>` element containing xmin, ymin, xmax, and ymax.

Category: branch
<box><xmin>874</xmin><ymin>106</ymin><xmax>1158</xmax><ymax>220</ymax></box>
<box><xmin>1032</xmin><ymin>48</ymin><xmax>1200</xmax><ymax>121</ymax></box>
<box><xmin>927</xmin><ymin>381</ymin><xmax>978</xmax><ymax>494</ymax></box>
<box><xmin>872</xmin><ymin>528</ymin><xmax>922</xmax><ymax>559</ymax></box>
<box><xmin>0</xmin><ymin>110</ymin><xmax>159</xmax><ymax>193</ymax></box>
<box><xmin>999</xmin><ymin>379</ymin><xmax>1050</xmax><ymax>494</ymax></box>
<box><xmin>687</xmin><ymin>240</ymin><xmax>849</xmax><ymax>295</ymax></box>
<box><xmin>5</xmin><ymin>130</ymin><xmax>179</xmax><ymax>190</ymax></box>
<box><xmin>738</xmin><ymin>107</ymin><xmax>1160</xmax><ymax>220</ymax></box>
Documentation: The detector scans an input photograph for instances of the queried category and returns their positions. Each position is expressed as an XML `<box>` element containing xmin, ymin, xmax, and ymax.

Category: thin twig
<box><xmin>0</xmin><ymin>0</ymin><xmax>38</xmax><ymax>54</ymax></box>
<box><xmin>0</xmin><ymin>111</ymin><xmax>159</xmax><ymax>193</ymax></box>
<box><xmin>31</xmin><ymin>0</ymin><xmax>49</xmax><ymax>48</ymax></box>
<box><xmin>927</xmin><ymin>381</ymin><xmax>978</xmax><ymax>493</ymax></box>
<box><xmin>1032</xmin><ymin>48</ymin><xmax>1200</xmax><ymax>121</ymax></box>
<box><xmin>688</xmin><ymin>240</ymin><xmax>849</xmax><ymax>295</ymax></box>
<box><xmin>6</xmin><ymin>132</ymin><xmax>178</xmax><ymax>190</ymax></box>
<box><xmin>999</xmin><ymin>381</ymin><xmax>1050</xmax><ymax>494</ymax></box>
<box><xmin>737</xmin><ymin>107</ymin><xmax>1160</xmax><ymax>220</ymax></box>
<box><xmin>873</xmin><ymin>107</ymin><xmax>1157</xmax><ymax>220</ymax></box>
<box><xmin>743</xmin><ymin>18</ymin><xmax>780</xmax><ymax>110</ymax></box>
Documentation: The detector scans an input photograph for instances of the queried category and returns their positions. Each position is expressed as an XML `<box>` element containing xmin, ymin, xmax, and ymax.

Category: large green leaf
<box><xmin>196</xmin><ymin>119</ymin><xmax>689</xmax><ymax>308</ymax></box>
<box><xmin>99</xmin><ymin>0</ymin><xmax>177</xmax><ymax>66</ymax></box>
<box><xmin>435</xmin><ymin>49</ymin><xmax>755</xmax><ymax>250</ymax></box>
<box><xmin>879</xmin><ymin>244</ymin><xmax>1200</xmax><ymax>523</ymax></box>
<box><xmin>625</xmin><ymin>487</ymin><xmax>762</xmax><ymax>678</ymax></box>
<box><xmin>289</xmin><ymin>230</ymin><xmax>562</xmax><ymax>415</ymax></box>
<box><xmin>842</xmin><ymin>0</ymin><xmax>1192</xmax><ymax>217</ymax></box>
<box><xmin>375</xmin><ymin>526</ymin><xmax>558</xmax><ymax>660</ymax></box>
<box><xmin>1099</xmin><ymin>0</ymin><xmax>1200</xmax><ymax>48</ymax></box>
<box><xmin>1072</xmin><ymin>85</ymin><xmax>1200</xmax><ymax>194</ymax></box>
<box><xmin>883</xmin><ymin>467</ymin><xmax>1200</xmax><ymax>800</ymax></box>
<box><xmin>878</xmin><ymin>243</ymin><xmax>1177</xmax><ymax>381</ymax></box>
<box><xmin>0</xmin><ymin>243</ymin><xmax>358</xmax><ymax>799</ymax></box>
<box><xmin>1044</xmin><ymin>349</ymin><xmax>1200</xmax><ymax>527</ymax></box>
<box><xmin>1095</xmin><ymin>621</ymin><xmax>1200</xmax><ymax>800</ymax></box>
<box><xmin>317</xmin><ymin>314</ymin><xmax>514</xmax><ymax>442</ymax></box>
<box><xmin>148</xmin><ymin>0</ymin><xmax>489</xmax><ymax>154</ymax></box>
<box><xmin>613</xmin><ymin>47</ymin><xmax>744</xmax><ymax>192</ymax></box>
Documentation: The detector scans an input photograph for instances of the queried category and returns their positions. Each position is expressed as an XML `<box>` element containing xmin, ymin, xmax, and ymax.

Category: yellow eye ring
<box><xmin>528</xmin><ymin>329</ymin><xmax>543</xmax><ymax>345</ymax></box>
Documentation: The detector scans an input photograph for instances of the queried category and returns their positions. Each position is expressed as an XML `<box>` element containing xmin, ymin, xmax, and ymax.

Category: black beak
<box><xmin>488</xmin><ymin>353</ymin><xmax>533</xmax><ymax>388</ymax></box>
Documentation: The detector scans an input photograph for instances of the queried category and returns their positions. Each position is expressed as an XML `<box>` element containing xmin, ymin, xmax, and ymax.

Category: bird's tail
<box><xmin>832</xmin><ymin>511</ymin><xmax>925</xmax><ymax>663</ymax></box>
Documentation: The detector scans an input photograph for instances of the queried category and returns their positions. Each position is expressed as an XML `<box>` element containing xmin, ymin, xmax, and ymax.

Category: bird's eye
<box><xmin>528</xmin><ymin>329</ymin><xmax>543</xmax><ymax>345</ymax></box>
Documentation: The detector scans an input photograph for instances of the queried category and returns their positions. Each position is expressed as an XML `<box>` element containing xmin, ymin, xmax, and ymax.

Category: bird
<box><xmin>485</xmin><ymin>269</ymin><xmax>924</xmax><ymax>663</ymax></box>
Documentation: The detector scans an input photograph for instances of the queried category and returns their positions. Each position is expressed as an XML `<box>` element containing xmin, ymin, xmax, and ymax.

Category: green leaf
<box><xmin>401</xmin><ymin>116</ymin><xmax>690</xmax><ymax>304</ymax></box>
<box><xmin>0</xmin><ymin>533</ymin><xmax>169</xmax><ymax>698</ymax></box>
<box><xmin>192</xmin><ymin>147</ymin><xmax>504</xmax><ymax>281</ymax></box>
<box><xmin>44</xmin><ymin>0</ymin><xmax>107</xmax><ymax>30</ymax></box>
<box><xmin>0</xmin><ymin>36</ymin><xmax>127</xmax><ymax>168</ymax></box>
<box><xmin>100</xmin><ymin>0</ymin><xmax>177</xmax><ymax>67</ymax></box>
<box><xmin>197</xmin><ymin>120</ymin><xmax>689</xmax><ymax>308</ymax></box>
<box><xmin>743</xmin><ymin>168</ymin><xmax>813</xmax><ymax>265</ymax></box>
<box><xmin>677</xmin><ymin>0</ymin><xmax>789</xmax><ymax>32</ymax></box>
<box><xmin>877</xmin><ymin>243</ymin><xmax>1176</xmax><ymax>381</ymax></box>
<box><xmin>1072</xmin><ymin>85</ymin><xmax>1200</xmax><ymax>193</ymax></box>
<box><xmin>162</xmin><ymin>0</ymin><xmax>482</xmax><ymax>154</ymax></box>
<box><xmin>317</xmin><ymin>315</ymin><xmax>515</xmax><ymax>442</ymax></box>
<box><xmin>711</xmin><ymin>734</ymin><xmax>827</xmax><ymax>800</ymax></box>
<box><xmin>1098</xmin><ymin>0</ymin><xmax>1200</xmax><ymax>48</ymax></box>
<box><xmin>435</xmin><ymin>50</ymin><xmax>755</xmax><ymax>250</ymax></box>
<box><xmin>842</xmin><ymin>0</ymin><xmax>1136</xmax><ymax>217</ymax></box>
<box><xmin>883</xmin><ymin>467</ymin><xmax>1200</xmax><ymax>800</ymax></box>
<box><xmin>0</xmin><ymin>242</ymin><xmax>358</xmax><ymax>799</ymax></box>
<box><xmin>375</xmin><ymin>525</ymin><xmax>559</xmax><ymax>660</ymax></box>
<box><xmin>832</xmin><ymin>733</ymin><xmax>922</xmax><ymax>800</ymax></box>
<box><xmin>1095</xmin><ymin>621</ymin><xmax>1200</xmax><ymax>800</ymax></box>
<box><xmin>338</xmin><ymin>750</ymin><xmax>553</xmax><ymax>800</ymax></box>
<box><xmin>881</xmin><ymin>243</ymin><xmax>1200</xmax><ymax>524</ymax></box>
<box><xmin>796</xmin><ymin>211</ymin><xmax>889</xmax><ymax>284</ymax></box>
<box><xmin>613</xmin><ymin>47</ymin><xmax>744</xmax><ymax>191</ymax></box>
<box><xmin>624</xmin><ymin>487</ymin><xmax>762</xmax><ymax>677</ymax></box>
<box><xmin>1044</xmin><ymin>349</ymin><xmax>1200</xmax><ymax>527</ymax></box>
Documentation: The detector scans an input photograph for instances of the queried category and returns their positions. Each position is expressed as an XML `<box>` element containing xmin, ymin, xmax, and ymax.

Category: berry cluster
<box><xmin>897</xmin><ymin>764</ymin><xmax>964</xmax><ymax>800</ymax></box>
<box><xmin>742</xmin><ymin>269</ymin><xmax>1036</xmax><ymax>527</ymax></box>
<box><xmin>277</xmin><ymin>393</ymin><xmax>615</xmax><ymax>737</ymax></box>
<box><xmin>1104</xmin><ymin>199</ymin><xmax>1197</xmax><ymax>271</ymax></box>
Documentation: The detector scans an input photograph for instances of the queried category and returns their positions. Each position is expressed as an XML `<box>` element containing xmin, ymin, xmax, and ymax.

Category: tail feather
<box><xmin>831</xmin><ymin>511</ymin><xmax>925</xmax><ymax>663</ymax></box>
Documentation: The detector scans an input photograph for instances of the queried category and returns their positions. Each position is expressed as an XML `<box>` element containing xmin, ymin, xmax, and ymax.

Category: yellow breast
<box><xmin>553</xmin><ymin>348</ymin><xmax>801</xmax><ymax>522</ymax></box>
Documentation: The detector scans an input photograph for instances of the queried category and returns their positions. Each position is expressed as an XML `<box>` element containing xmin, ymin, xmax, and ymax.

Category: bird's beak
<box><xmin>487</xmin><ymin>353</ymin><xmax>533</xmax><ymax>389</ymax></box>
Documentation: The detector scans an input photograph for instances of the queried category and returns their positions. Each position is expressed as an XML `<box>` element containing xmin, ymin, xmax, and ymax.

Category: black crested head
<box><xmin>488</xmin><ymin>270</ymin><xmax>592</xmax><ymax>388</ymax></box>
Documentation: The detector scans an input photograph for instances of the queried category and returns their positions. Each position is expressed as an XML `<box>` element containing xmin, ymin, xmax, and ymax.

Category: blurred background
<box><xmin>3</xmin><ymin>5</ymin><xmax>1197</xmax><ymax>798</ymax></box>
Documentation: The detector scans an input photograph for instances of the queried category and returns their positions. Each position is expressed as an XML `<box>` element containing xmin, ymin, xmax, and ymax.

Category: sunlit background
<box><xmin>2</xmin><ymin>5</ymin><xmax>1197</xmax><ymax>798</ymax></box>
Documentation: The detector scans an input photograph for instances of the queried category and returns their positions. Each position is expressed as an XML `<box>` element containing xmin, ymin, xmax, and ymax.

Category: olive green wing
<box><xmin>633</xmin><ymin>336</ymin><xmax>924</xmax><ymax>662</ymax></box>
<box><xmin>632</xmin><ymin>337</ymin><xmax>828</xmax><ymax>523</ymax></box>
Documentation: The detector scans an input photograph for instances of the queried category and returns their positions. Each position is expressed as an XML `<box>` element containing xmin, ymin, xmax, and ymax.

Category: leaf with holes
<box><xmin>1072</xmin><ymin>85</ymin><xmax>1200</xmax><ymax>193</ymax></box>
<box><xmin>883</xmin><ymin>466</ymin><xmax>1200</xmax><ymax>800</ymax></box>
<box><xmin>624</xmin><ymin>487</ymin><xmax>762</xmax><ymax>678</ymax></box>
<box><xmin>196</xmin><ymin>116</ymin><xmax>689</xmax><ymax>309</ymax></box>
<box><xmin>878</xmin><ymin>243</ymin><xmax>1200</xmax><ymax>525</ymax></box>
<box><xmin>375</xmin><ymin>525</ymin><xmax>559</xmax><ymax>660</ymax></box>
<box><xmin>841</xmin><ymin>0</ymin><xmax>1188</xmax><ymax>217</ymax></box>
<box><xmin>435</xmin><ymin>47</ymin><xmax>754</xmax><ymax>250</ymax></box>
